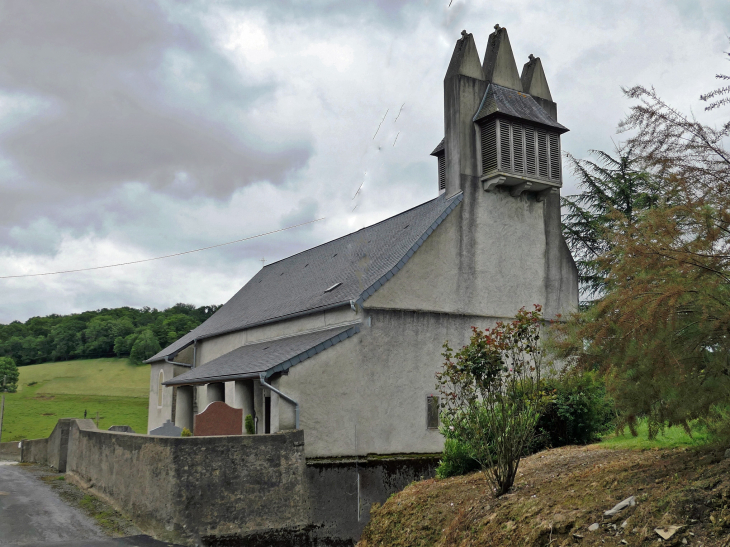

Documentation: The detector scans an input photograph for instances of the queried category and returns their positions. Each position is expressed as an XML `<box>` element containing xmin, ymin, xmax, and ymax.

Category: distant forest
<box><xmin>0</xmin><ymin>303</ymin><xmax>221</xmax><ymax>366</ymax></box>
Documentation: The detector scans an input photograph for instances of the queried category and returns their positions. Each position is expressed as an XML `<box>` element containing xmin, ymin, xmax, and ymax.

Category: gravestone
<box><xmin>108</xmin><ymin>425</ymin><xmax>135</xmax><ymax>433</ymax></box>
<box><xmin>194</xmin><ymin>401</ymin><xmax>243</xmax><ymax>436</ymax></box>
<box><xmin>149</xmin><ymin>420</ymin><xmax>183</xmax><ymax>437</ymax></box>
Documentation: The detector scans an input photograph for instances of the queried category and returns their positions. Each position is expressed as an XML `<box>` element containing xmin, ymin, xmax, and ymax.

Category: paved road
<box><xmin>0</xmin><ymin>462</ymin><xmax>177</xmax><ymax>547</ymax></box>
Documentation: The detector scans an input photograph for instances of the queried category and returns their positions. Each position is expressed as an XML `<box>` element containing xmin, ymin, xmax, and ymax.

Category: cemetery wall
<box><xmin>65</xmin><ymin>420</ymin><xmax>308</xmax><ymax>542</ymax></box>
<box><xmin>0</xmin><ymin>440</ymin><xmax>21</xmax><ymax>461</ymax></box>
<box><xmin>20</xmin><ymin>437</ymin><xmax>48</xmax><ymax>465</ymax></box>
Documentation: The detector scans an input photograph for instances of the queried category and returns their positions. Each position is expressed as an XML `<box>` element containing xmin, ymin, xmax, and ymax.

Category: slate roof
<box><xmin>473</xmin><ymin>84</ymin><xmax>568</xmax><ymax>133</ymax></box>
<box><xmin>148</xmin><ymin>191</ymin><xmax>463</xmax><ymax>363</ymax></box>
<box><xmin>430</xmin><ymin>138</ymin><xmax>444</xmax><ymax>156</ymax></box>
<box><xmin>163</xmin><ymin>325</ymin><xmax>360</xmax><ymax>386</ymax></box>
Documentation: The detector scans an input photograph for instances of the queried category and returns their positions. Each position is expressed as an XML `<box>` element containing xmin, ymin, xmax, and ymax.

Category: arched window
<box><xmin>157</xmin><ymin>370</ymin><xmax>164</xmax><ymax>408</ymax></box>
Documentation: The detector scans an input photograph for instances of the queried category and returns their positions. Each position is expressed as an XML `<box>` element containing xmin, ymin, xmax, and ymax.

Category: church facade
<box><xmin>146</xmin><ymin>25</ymin><xmax>578</xmax><ymax>460</ymax></box>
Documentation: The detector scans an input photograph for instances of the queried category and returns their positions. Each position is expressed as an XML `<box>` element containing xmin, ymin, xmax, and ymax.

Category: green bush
<box><xmin>436</xmin><ymin>438</ymin><xmax>481</xmax><ymax>478</ymax></box>
<box><xmin>181</xmin><ymin>427</ymin><xmax>192</xmax><ymax>437</ymax></box>
<box><xmin>532</xmin><ymin>371</ymin><xmax>614</xmax><ymax>451</ymax></box>
<box><xmin>245</xmin><ymin>414</ymin><xmax>255</xmax><ymax>435</ymax></box>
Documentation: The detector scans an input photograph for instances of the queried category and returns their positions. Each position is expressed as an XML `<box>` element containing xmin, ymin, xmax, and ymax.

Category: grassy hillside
<box><xmin>0</xmin><ymin>358</ymin><xmax>149</xmax><ymax>442</ymax></box>
<box><xmin>359</xmin><ymin>443</ymin><xmax>730</xmax><ymax>547</ymax></box>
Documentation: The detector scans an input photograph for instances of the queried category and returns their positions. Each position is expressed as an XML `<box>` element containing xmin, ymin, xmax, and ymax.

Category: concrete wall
<box><xmin>306</xmin><ymin>455</ymin><xmax>439</xmax><ymax>542</ymax></box>
<box><xmin>279</xmin><ymin>308</ymin><xmax>505</xmax><ymax>458</ymax></box>
<box><xmin>65</xmin><ymin>421</ymin><xmax>307</xmax><ymax>543</ymax></box>
<box><xmin>0</xmin><ymin>440</ymin><xmax>21</xmax><ymax>461</ymax></box>
<box><xmin>195</xmin><ymin>306</ymin><xmax>358</xmax><ymax>367</ymax></box>
<box><xmin>147</xmin><ymin>362</ymin><xmax>191</xmax><ymax>433</ymax></box>
<box><xmin>20</xmin><ymin>437</ymin><xmax>48</xmax><ymax>465</ymax></box>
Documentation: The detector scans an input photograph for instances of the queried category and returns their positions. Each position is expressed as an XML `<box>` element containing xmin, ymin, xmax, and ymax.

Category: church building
<box><xmin>146</xmin><ymin>25</ymin><xmax>578</xmax><ymax>460</ymax></box>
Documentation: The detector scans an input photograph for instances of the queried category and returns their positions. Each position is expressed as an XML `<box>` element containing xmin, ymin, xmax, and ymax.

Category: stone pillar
<box><xmin>207</xmin><ymin>382</ymin><xmax>225</xmax><ymax>404</ymax></box>
<box><xmin>234</xmin><ymin>380</ymin><xmax>255</xmax><ymax>434</ymax></box>
<box><xmin>174</xmin><ymin>386</ymin><xmax>194</xmax><ymax>431</ymax></box>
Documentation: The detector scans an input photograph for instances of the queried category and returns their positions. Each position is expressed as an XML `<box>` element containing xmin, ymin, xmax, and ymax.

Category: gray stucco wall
<box><xmin>65</xmin><ymin>420</ymin><xmax>307</xmax><ymax>542</ymax></box>
<box><xmin>278</xmin><ymin>308</ymin><xmax>506</xmax><ymax>458</ymax></box>
<box><xmin>0</xmin><ymin>440</ymin><xmax>21</xmax><ymax>461</ymax></box>
<box><xmin>20</xmin><ymin>437</ymin><xmax>48</xmax><ymax>465</ymax></box>
<box><xmin>364</xmin><ymin>190</ymin><xmax>571</xmax><ymax>319</ymax></box>
<box><xmin>147</xmin><ymin>362</ymin><xmax>190</xmax><ymax>433</ymax></box>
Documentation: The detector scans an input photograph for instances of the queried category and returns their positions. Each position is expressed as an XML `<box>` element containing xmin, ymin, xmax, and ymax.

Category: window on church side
<box><xmin>157</xmin><ymin>370</ymin><xmax>164</xmax><ymax>408</ymax></box>
<box><xmin>426</xmin><ymin>395</ymin><xmax>439</xmax><ymax>429</ymax></box>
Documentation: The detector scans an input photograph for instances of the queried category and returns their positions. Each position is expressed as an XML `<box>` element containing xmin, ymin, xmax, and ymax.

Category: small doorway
<box><xmin>264</xmin><ymin>396</ymin><xmax>271</xmax><ymax>434</ymax></box>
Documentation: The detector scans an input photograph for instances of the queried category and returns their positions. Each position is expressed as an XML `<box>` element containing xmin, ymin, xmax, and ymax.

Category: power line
<box><xmin>0</xmin><ymin>217</ymin><xmax>325</xmax><ymax>279</ymax></box>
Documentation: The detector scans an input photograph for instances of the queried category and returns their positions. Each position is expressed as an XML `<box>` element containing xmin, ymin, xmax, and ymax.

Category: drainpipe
<box><xmin>259</xmin><ymin>373</ymin><xmax>300</xmax><ymax>430</ymax></box>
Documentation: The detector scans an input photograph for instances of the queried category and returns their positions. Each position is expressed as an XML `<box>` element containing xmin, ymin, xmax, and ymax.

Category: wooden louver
<box><xmin>481</xmin><ymin>119</ymin><xmax>561</xmax><ymax>183</ymax></box>
<box><xmin>437</xmin><ymin>154</ymin><xmax>446</xmax><ymax>192</ymax></box>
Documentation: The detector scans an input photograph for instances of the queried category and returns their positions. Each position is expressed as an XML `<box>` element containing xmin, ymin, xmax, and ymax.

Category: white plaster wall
<box><xmin>147</xmin><ymin>363</ymin><xmax>188</xmax><ymax>433</ymax></box>
<box><xmin>195</xmin><ymin>306</ymin><xmax>358</xmax><ymax>367</ymax></box>
<box><xmin>366</xmin><ymin>191</ymin><xmax>548</xmax><ymax>319</ymax></box>
<box><xmin>278</xmin><ymin>309</ymin><xmax>506</xmax><ymax>458</ymax></box>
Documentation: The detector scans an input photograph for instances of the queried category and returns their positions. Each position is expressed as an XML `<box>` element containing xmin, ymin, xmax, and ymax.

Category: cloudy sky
<box><xmin>0</xmin><ymin>0</ymin><xmax>728</xmax><ymax>323</ymax></box>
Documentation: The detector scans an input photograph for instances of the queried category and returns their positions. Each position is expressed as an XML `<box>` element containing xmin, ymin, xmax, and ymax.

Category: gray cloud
<box><xmin>0</xmin><ymin>0</ymin><xmax>728</xmax><ymax>323</ymax></box>
<box><xmin>0</xmin><ymin>0</ymin><xmax>312</xmax><ymax>242</ymax></box>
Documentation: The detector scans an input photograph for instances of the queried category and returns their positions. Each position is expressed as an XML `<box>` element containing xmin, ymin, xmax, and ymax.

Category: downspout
<box><xmin>259</xmin><ymin>373</ymin><xmax>300</xmax><ymax>430</ymax></box>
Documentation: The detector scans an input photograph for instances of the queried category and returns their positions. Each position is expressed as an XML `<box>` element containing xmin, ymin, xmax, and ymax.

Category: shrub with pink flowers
<box><xmin>436</xmin><ymin>305</ymin><xmax>549</xmax><ymax>496</ymax></box>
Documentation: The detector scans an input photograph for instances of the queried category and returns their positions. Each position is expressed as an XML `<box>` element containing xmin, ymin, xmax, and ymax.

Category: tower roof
<box><xmin>445</xmin><ymin>31</ymin><xmax>485</xmax><ymax>80</ymax></box>
<box><xmin>473</xmin><ymin>83</ymin><xmax>568</xmax><ymax>132</ymax></box>
<box><xmin>482</xmin><ymin>25</ymin><xmax>523</xmax><ymax>91</ymax></box>
<box><xmin>521</xmin><ymin>55</ymin><xmax>552</xmax><ymax>101</ymax></box>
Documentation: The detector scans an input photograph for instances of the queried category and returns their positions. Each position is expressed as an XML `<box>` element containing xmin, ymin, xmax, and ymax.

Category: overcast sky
<box><xmin>0</xmin><ymin>0</ymin><xmax>728</xmax><ymax>324</ymax></box>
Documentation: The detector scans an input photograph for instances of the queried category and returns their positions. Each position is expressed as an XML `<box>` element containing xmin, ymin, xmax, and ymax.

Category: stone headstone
<box><xmin>149</xmin><ymin>420</ymin><xmax>183</xmax><ymax>437</ymax></box>
<box><xmin>108</xmin><ymin>425</ymin><xmax>135</xmax><ymax>433</ymax></box>
<box><xmin>194</xmin><ymin>401</ymin><xmax>243</xmax><ymax>437</ymax></box>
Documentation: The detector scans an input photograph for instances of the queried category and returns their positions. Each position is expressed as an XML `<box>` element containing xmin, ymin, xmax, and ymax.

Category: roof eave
<box><xmin>473</xmin><ymin>110</ymin><xmax>569</xmax><ymax>134</ymax></box>
<box><xmin>162</xmin><ymin>324</ymin><xmax>361</xmax><ymax>387</ymax></box>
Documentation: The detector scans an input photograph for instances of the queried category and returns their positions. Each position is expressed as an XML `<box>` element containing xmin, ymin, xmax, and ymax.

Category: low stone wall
<box><xmin>0</xmin><ymin>440</ymin><xmax>21</xmax><ymax>461</ymax></box>
<box><xmin>19</xmin><ymin>418</ymin><xmax>437</xmax><ymax>545</ymax></box>
<box><xmin>66</xmin><ymin>420</ymin><xmax>307</xmax><ymax>542</ymax></box>
<box><xmin>20</xmin><ymin>437</ymin><xmax>48</xmax><ymax>465</ymax></box>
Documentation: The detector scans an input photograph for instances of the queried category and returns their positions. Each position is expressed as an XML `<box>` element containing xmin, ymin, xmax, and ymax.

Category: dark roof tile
<box><xmin>473</xmin><ymin>84</ymin><xmax>568</xmax><ymax>132</ymax></box>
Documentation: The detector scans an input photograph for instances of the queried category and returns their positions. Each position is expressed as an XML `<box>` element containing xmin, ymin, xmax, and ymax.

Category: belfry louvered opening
<box><xmin>479</xmin><ymin>119</ymin><xmax>561</xmax><ymax>183</ymax></box>
<box><xmin>437</xmin><ymin>153</ymin><xmax>446</xmax><ymax>192</ymax></box>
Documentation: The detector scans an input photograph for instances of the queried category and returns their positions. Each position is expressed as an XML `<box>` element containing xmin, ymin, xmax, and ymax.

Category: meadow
<box><xmin>0</xmin><ymin>358</ymin><xmax>149</xmax><ymax>442</ymax></box>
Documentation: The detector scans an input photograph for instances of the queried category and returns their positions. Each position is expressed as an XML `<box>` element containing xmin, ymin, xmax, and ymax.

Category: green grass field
<box><xmin>0</xmin><ymin>358</ymin><xmax>149</xmax><ymax>442</ymax></box>
<box><xmin>600</xmin><ymin>419</ymin><xmax>712</xmax><ymax>450</ymax></box>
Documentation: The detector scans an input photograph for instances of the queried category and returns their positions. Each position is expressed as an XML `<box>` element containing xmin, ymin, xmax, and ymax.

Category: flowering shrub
<box><xmin>436</xmin><ymin>305</ymin><xmax>548</xmax><ymax>496</ymax></box>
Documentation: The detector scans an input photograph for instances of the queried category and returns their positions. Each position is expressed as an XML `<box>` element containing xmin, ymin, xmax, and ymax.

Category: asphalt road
<box><xmin>0</xmin><ymin>462</ymin><xmax>178</xmax><ymax>547</ymax></box>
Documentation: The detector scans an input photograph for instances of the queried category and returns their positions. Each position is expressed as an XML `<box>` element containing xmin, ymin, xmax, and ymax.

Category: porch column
<box><xmin>174</xmin><ymin>386</ymin><xmax>194</xmax><ymax>431</ymax></box>
<box><xmin>234</xmin><ymin>380</ymin><xmax>255</xmax><ymax>434</ymax></box>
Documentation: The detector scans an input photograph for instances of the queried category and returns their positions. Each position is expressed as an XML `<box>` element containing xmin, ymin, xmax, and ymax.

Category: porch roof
<box><xmin>162</xmin><ymin>324</ymin><xmax>360</xmax><ymax>386</ymax></box>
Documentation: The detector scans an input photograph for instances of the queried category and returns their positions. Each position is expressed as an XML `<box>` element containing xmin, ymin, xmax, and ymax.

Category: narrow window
<box><xmin>548</xmin><ymin>133</ymin><xmax>561</xmax><ymax>181</ymax></box>
<box><xmin>157</xmin><ymin>370</ymin><xmax>164</xmax><ymax>408</ymax></box>
<box><xmin>437</xmin><ymin>154</ymin><xmax>446</xmax><ymax>192</ymax></box>
<box><xmin>426</xmin><ymin>395</ymin><xmax>439</xmax><ymax>429</ymax></box>
<box><xmin>480</xmin><ymin>119</ymin><xmax>498</xmax><ymax>175</ymax></box>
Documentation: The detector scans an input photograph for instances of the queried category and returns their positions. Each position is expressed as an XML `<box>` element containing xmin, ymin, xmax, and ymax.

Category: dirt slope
<box><xmin>359</xmin><ymin>445</ymin><xmax>730</xmax><ymax>547</ymax></box>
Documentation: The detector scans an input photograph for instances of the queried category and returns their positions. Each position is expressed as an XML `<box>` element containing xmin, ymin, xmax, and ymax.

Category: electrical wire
<box><xmin>0</xmin><ymin>217</ymin><xmax>325</xmax><ymax>279</ymax></box>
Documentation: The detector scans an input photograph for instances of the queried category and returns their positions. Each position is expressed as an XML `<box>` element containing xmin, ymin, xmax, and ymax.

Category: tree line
<box><xmin>0</xmin><ymin>303</ymin><xmax>221</xmax><ymax>366</ymax></box>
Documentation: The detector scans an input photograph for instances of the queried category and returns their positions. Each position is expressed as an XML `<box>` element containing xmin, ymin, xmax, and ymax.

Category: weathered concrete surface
<box><xmin>63</xmin><ymin>421</ymin><xmax>307</xmax><ymax>543</ymax></box>
<box><xmin>0</xmin><ymin>440</ymin><xmax>21</xmax><ymax>461</ymax></box>
<box><xmin>305</xmin><ymin>456</ymin><xmax>439</xmax><ymax>543</ymax></box>
<box><xmin>0</xmin><ymin>461</ymin><xmax>105</xmax><ymax>545</ymax></box>
<box><xmin>20</xmin><ymin>437</ymin><xmax>48</xmax><ymax>466</ymax></box>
